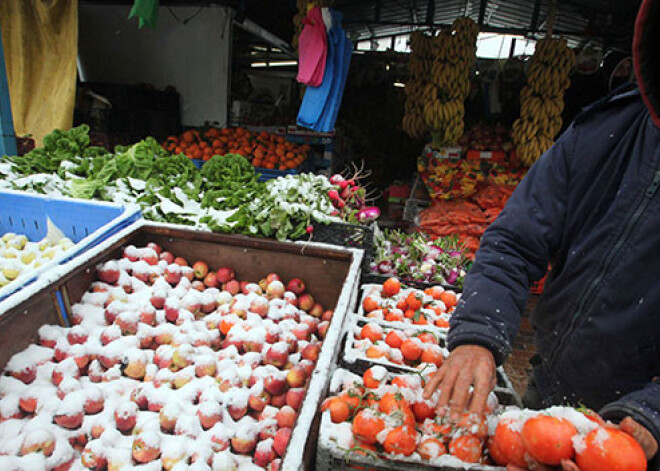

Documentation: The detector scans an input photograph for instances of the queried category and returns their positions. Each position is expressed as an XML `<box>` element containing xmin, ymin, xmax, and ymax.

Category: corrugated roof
<box><xmin>334</xmin><ymin>0</ymin><xmax>640</xmax><ymax>50</ymax></box>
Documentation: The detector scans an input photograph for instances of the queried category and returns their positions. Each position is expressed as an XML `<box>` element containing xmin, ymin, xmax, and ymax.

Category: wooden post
<box><xmin>0</xmin><ymin>23</ymin><xmax>16</xmax><ymax>156</ymax></box>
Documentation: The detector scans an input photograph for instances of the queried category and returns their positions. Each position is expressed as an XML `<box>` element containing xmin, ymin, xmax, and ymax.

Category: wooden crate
<box><xmin>0</xmin><ymin>221</ymin><xmax>363</xmax><ymax>471</ymax></box>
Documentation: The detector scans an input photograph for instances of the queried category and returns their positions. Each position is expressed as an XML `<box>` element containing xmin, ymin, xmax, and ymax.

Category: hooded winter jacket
<box><xmin>447</xmin><ymin>0</ymin><xmax>660</xmax><ymax>465</ymax></box>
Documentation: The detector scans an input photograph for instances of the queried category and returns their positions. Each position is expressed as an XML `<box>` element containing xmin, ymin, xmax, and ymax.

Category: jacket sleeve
<box><xmin>600</xmin><ymin>383</ymin><xmax>660</xmax><ymax>470</ymax></box>
<box><xmin>447</xmin><ymin>125</ymin><xmax>577</xmax><ymax>365</ymax></box>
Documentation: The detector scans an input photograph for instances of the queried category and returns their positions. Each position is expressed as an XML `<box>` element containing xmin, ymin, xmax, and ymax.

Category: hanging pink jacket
<box><xmin>296</xmin><ymin>6</ymin><xmax>327</xmax><ymax>86</ymax></box>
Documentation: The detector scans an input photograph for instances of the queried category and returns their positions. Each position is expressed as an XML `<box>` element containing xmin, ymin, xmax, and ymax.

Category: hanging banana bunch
<box><xmin>402</xmin><ymin>31</ymin><xmax>434</xmax><ymax>140</ymax></box>
<box><xmin>292</xmin><ymin>0</ymin><xmax>335</xmax><ymax>49</ymax></box>
<box><xmin>422</xmin><ymin>17</ymin><xmax>479</xmax><ymax>147</ymax></box>
<box><xmin>512</xmin><ymin>37</ymin><xmax>575</xmax><ymax>166</ymax></box>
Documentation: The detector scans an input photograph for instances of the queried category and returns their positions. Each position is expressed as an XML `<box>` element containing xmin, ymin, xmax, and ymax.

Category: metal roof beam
<box><xmin>410</xmin><ymin>0</ymin><xmax>419</xmax><ymax>24</ymax></box>
<box><xmin>478</xmin><ymin>0</ymin><xmax>488</xmax><ymax>26</ymax></box>
<box><xmin>530</xmin><ymin>0</ymin><xmax>542</xmax><ymax>33</ymax></box>
<box><xmin>346</xmin><ymin>20</ymin><xmax>613</xmax><ymax>38</ymax></box>
<box><xmin>425</xmin><ymin>0</ymin><xmax>435</xmax><ymax>24</ymax></box>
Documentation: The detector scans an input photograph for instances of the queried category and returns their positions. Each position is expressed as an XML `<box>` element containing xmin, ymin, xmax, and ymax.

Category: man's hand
<box><xmin>505</xmin><ymin>417</ymin><xmax>657</xmax><ymax>470</ymax></box>
<box><xmin>422</xmin><ymin>344</ymin><xmax>497</xmax><ymax>420</ymax></box>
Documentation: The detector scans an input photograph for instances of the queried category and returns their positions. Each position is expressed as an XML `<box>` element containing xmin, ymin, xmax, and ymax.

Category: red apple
<box><xmin>264</xmin><ymin>342</ymin><xmax>289</xmax><ymax>368</ymax></box>
<box><xmin>114</xmin><ymin>401</ymin><xmax>138</xmax><ymax>433</ymax></box>
<box><xmin>309</xmin><ymin>303</ymin><xmax>324</xmax><ymax>318</ymax></box>
<box><xmin>20</xmin><ymin>428</ymin><xmax>56</xmax><ymax>456</ymax></box>
<box><xmin>286</xmin><ymin>388</ymin><xmax>305</xmax><ymax>411</ymax></box>
<box><xmin>67</xmin><ymin>325</ymin><xmax>88</xmax><ymax>345</ymax></box>
<box><xmin>130</xmin><ymin>386</ymin><xmax>149</xmax><ymax>411</ymax></box>
<box><xmin>298</xmin><ymin>294</ymin><xmax>314</xmax><ymax>312</ymax></box>
<box><xmin>147</xmin><ymin>242</ymin><xmax>162</xmax><ymax>255</ymax></box>
<box><xmin>301</xmin><ymin>343</ymin><xmax>320</xmax><ymax>362</ymax></box>
<box><xmin>81</xmin><ymin>441</ymin><xmax>107</xmax><ymax>469</ymax></box>
<box><xmin>254</xmin><ymin>438</ymin><xmax>277</xmax><ymax>467</ymax></box>
<box><xmin>87</xmin><ymin>360</ymin><xmax>104</xmax><ymax>383</ymax></box>
<box><xmin>273</xmin><ymin>427</ymin><xmax>291</xmax><ymax>457</ymax></box>
<box><xmin>19</xmin><ymin>392</ymin><xmax>38</xmax><ymax>414</ymax></box>
<box><xmin>249</xmin><ymin>390</ymin><xmax>271</xmax><ymax>413</ymax></box>
<box><xmin>139</xmin><ymin>305</ymin><xmax>156</xmax><ymax>326</ymax></box>
<box><xmin>181</xmin><ymin>266</ymin><xmax>194</xmax><ymax>281</ymax></box>
<box><xmin>164</xmin><ymin>264</ymin><xmax>182</xmax><ymax>285</ymax></box>
<box><xmin>100</xmin><ymin>325</ymin><xmax>121</xmax><ymax>345</ymax></box>
<box><xmin>268</xmin><ymin>459</ymin><xmax>282</xmax><ymax>471</ymax></box>
<box><xmin>322</xmin><ymin>310</ymin><xmax>333</xmax><ymax>322</ymax></box>
<box><xmin>173</xmin><ymin>256</ymin><xmax>188</xmax><ymax>267</ymax></box>
<box><xmin>191</xmin><ymin>280</ymin><xmax>206</xmax><ymax>291</ymax></box>
<box><xmin>54</xmin><ymin>402</ymin><xmax>84</xmax><ymax>429</ymax></box>
<box><xmin>197</xmin><ymin>401</ymin><xmax>222</xmax><ymax>430</ymax></box>
<box><xmin>199</xmin><ymin>294</ymin><xmax>217</xmax><ymax>314</ymax></box>
<box><xmin>292</xmin><ymin>323</ymin><xmax>311</xmax><ymax>342</ymax></box>
<box><xmin>83</xmin><ymin>388</ymin><xmax>105</xmax><ymax>414</ymax></box>
<box><xmin>299</xmin><ymin>359</ymin><xmax>315</xmax><ymax>377</ymax></box>
<box><xmin>115</xmin><ymin>311</ymin><xmax>139</xmax><ymax>335</ymax></box>
<box><xmin>52</xmin><ymin>357</ymin><xmax>80</xmax><ymax>386</ymax></box>
<box><xmin>317</xmin><ymin>321</ymin><xmax>329</xmax><ymax>339</ymax></box>
<box><xmin>210</xmin><ymin>424</ymin><xmax>231</xmax><ymax>451</ymax></box>
<box><xmin>97</xmin><ymin>261</ymin><xmax>120</xmax><ymax>285</ymax></box>
<box><xmin>201</xmin><ymin>271</ymin><xmax>218</xmax><ymax>289</ymax></box>
<box><xmin>250</xmin><ymin>297</ymin><xmax>269</xmax><ymax>317</ymax></box>
<box><xmin>266</xmin><ymin>280</ymin><xmax>285</xmax><ymax>299</ymax></box>
<box><xmin>264</xmin><ymin>371</ymin><xmax>287</xmax><ymax>396</ymax></box>
<box><xmin>192</xmin><ymin>260</ymin><xmax>209</xmax><ymax>279</ymax></box>
<box><xmin>216</xmin><ymin>267</ymin><xmax>235</xmax><ymax>284</ymax></box>
<box><xmin>286</xmin><ymin>278</ymin><xmax>306</xmax><ymax>296</ymax></box>
<box><xmin>132</xmin><ymin>433</ymin><xmax>161</xmax><ymax>463</ymax></box>
<box><xmin>224</xmin><ymin>279</ymin><xmax>240</xmax><ymax>295</ymax></box>
<box><xmin>228</xmin><ymin>403</ymin><xmax>248</xmax><ymax>421</ymax></box>
<box><xmin>266</xmin><ymin>273</ymin><xmax>281</xmax><ymax>283</ymax></box>
<box><xmin>231</xmin><ymin>433</ymin><xmax>258</xmax><ymax>455</ymax></box>
<box><xmin>180</xmin><ymin>291</ymin><xmax>201</xmax><ymax>315</ymax></box>
<box><xmin>286</xmin><ymin>364</ymin><xmax>307</xmax><ymax>388</ymax></box>
<box><xmin>160</xmin><ymin>251</ymin><xmax>175</xmax><ymax>264</ymax></box>
<box><xmin>164</xmin><ymin>297</ymin><xmax>181</xmax><ymax>323</ymax></box>
<box><xmin>259</xmin><ymin>420</ymin><xmax>279</xmax><ymax>441</ymax></box>
<box><xmin>259</xmin><ymin>279</ymin><xmax>269</xmax><ymax>292</ymax></box>
<box><xmin>69</xmin><ymin>344</ymin><xmax>90</xmax><ymax>370</ymax></box>
<box><xmin>194</xmin><ymin>359</ymin><xmax>217</xmax><ymax>378</ymax></box>
<box><xmin>276</xmin><ymin>405</ymin><xmax>297</xmax><ymax>429</ymax></box>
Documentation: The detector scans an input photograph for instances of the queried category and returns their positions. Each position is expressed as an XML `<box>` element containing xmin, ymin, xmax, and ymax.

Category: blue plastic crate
<box><xmin>0</xmin><ymin>190</ymin><xmax>141</xmax><ymax>301</ymax></box>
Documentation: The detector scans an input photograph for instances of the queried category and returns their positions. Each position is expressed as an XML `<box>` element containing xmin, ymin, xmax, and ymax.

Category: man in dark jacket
<box><xmin>424</xmin><ymin>0</ymin><xmax>660</xmax><ymax>468</ymax></box>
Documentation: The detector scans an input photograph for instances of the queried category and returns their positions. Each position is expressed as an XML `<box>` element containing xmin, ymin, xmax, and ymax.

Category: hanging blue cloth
<box><xmin>297</xmin><ymin>9</ymin><xmax>352</xmax><ymax>133</ymax></box>
<box><xmin>317</xmin><ymin>10</ymin><xmax>352</xmax><ymax>132</ymax></box>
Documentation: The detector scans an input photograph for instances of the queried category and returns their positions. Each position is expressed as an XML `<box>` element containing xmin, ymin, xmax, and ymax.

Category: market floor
<box><xmin>503</xmin><ymin>295</ymin><xmax>540</xmax><ymax>397</ymax></box>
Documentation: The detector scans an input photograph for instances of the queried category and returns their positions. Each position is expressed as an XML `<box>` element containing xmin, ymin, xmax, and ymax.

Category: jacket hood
<box><xmin>634</xmin><ymin>0</ymin><xmax>660</xmax><ymax>127</ymax></box>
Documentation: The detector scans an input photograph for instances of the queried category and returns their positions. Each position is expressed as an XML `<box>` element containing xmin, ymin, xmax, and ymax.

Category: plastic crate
<box><xmin>340</xmin><ymin>315</ymin><xmax>448</xmax><ymax>374</ymax></box>
<box><xmin>355</xmin><ymin>283</ymin><xmax>459</xmax><ymax>330</ymax></box>
<box><xmin>313</xmin><ymin>222</ymin><xmax>375</xmax><ymax>270</ymax></box>
<box><xmin>316</xmin><ymin>368</ymin><xmax>518</xmax><ymax>471</ymax></box>
<box><xmin>0</xmin><ymin>190</ymin><xmax>141</xmax><ymax>301</ymax></box>
<box><xmin>360</xmin><ymin>272</ymin><xmax>460</xmax><ymax>293</ymax></box>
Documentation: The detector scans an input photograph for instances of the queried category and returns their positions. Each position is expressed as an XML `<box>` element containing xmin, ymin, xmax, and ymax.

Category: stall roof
<box><xmin>81</xmin><ymin>0</ymin><xmax>642</xmax><ymax>51</ymax></box>
<box><xmin>334</xmin><ymin>0</ymin><xmax>641</xmax><ymax>50</ymax></box>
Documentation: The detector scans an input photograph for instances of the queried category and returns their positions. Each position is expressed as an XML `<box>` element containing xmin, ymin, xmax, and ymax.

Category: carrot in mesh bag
<box><xmin>419</xmin><ymin>201</ymin><xmax>487</xmax><ymax>227</ymax></box>
<box><xmin>473</xmin><ymin>184</ymin><xmax>516</xmax><ymax>210</ymax></box>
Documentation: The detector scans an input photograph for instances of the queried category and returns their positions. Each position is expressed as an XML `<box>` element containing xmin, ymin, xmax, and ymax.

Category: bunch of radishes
<box><xmin>0</xmin><ymin>243</ymin><xmax>333</xmax><ymax>470</ymax></box>
<box><xmin>371</xmin><ymin>230</ymin><xmax>470</xmax><ymax>288</ymax></box>
<box><xmin>327</xmin><ymin>164</ymin><xmax>380</xmax><ymax>225</ymax></box>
